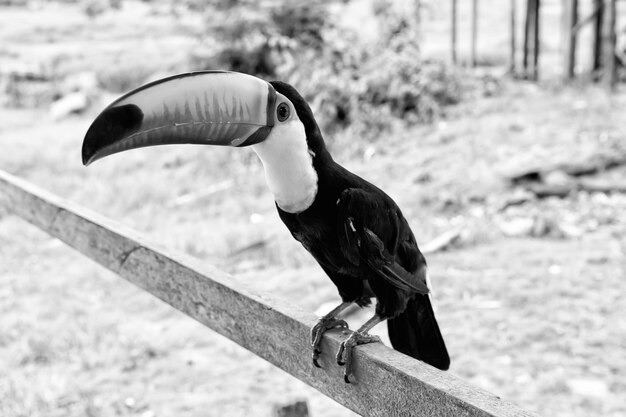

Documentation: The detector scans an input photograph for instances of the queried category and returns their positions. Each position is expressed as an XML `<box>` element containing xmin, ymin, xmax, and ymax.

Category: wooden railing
<box><xmin>0</xmin><ymin>169</ymin><xmax>540</xmax><ymax>417</ymax></box>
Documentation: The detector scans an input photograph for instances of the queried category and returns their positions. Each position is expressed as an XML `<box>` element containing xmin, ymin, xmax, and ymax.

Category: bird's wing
<box><xmin>336</xmin><ymin>188</ymin><xmax>429</xmax><ymax>295</ymax></box>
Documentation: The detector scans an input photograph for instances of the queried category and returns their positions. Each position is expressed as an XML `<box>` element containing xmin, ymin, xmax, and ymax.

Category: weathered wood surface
<box><xmin>0</xmin><ymin>170</ymin><xmax>540</xmax><ymax>417</ymax></box>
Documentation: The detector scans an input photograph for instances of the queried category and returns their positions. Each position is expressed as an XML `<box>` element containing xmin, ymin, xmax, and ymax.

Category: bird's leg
<box><xmin>311</xmin><ymin>301</ymin><xmax>352</xmax><ymax>368</ymax></box>
<box><xmin>336</xmin><ymin>314</ymin><xmax>383</xmax><ymax>383</ymax></box>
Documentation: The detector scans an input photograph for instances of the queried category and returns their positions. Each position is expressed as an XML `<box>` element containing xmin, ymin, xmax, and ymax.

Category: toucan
<box><xmin>82</xmin><ymin>71</ymin><xmax>450</xmax><ymax>382</ymax></box>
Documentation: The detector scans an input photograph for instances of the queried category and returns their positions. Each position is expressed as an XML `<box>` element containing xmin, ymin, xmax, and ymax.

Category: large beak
<box><xmin>82</xmin><ymin>71</ymin><xmax>276</xmax><ymax>166</ymax></box>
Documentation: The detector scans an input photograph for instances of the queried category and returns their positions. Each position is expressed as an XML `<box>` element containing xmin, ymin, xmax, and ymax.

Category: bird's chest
<box><xmin>279</xmin><ymin>205</ymin><xmax>355</xmax><ymax>273</ymax></box>
<box><xmin>288</xmin><ymin>215</ymin><xmax>333</xmax><ymax>253</ymax></box>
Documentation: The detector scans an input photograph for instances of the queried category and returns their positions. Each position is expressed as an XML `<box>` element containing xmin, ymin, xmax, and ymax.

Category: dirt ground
<box><xmin>1</xmin><ymin>1</ymin><xmax>625</xmax><ymax>417</ymax></box>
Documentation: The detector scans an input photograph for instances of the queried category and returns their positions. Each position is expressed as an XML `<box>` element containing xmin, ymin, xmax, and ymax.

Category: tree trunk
<box><xmin>592</xmin><ymin>0</ymin><xmax>603</xmax><ymax>73</ymax></box>
<box><xmin>524</xmin><ymin>0</ymin><xmax>539</xmax><ymax>79</ymax></box>
<box><xmin>532</xmin><ymin>0</ymin><xmax>540</xmax><ymax>80</ymax></box>
<box><xmin>563</xmin><ymin>0</ymin><xmax>578</xmax><ymax>80</ymax></box>
<box><xmin>471</xmin><ymin>0</ymin><xmax>478</xmax><ymax>67</ymax></box>
<box><xmin>451</xmin><ymin>0</ymin><xmax>458</xmax><ymax>65</ymax></box>
<box><xmin>601</xmin><ymin>0</ymin><xmax>616</xmax><ymax>89</ymax></box>
<box><xmin>523</xmin><ymin>0</ymin><xmax>531</xmax><ymax>76</ymax></box>
<box><xmin>510</xmin><ymin>0</ymin><xmax>517</xmax><ymax>73</ymax></box>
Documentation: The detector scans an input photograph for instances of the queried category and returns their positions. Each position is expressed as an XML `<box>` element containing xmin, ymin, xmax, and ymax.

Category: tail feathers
<box><xmin>387</xmin><ymin>294</ymin><xmax>450</xmax><ymax>370</ymax></box>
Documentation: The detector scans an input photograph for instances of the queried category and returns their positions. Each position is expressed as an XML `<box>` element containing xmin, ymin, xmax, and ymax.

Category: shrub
<box><xmin>190</xmin><ymin>0</ymin><xmax>460</xmax><ymax>138</ymax></box>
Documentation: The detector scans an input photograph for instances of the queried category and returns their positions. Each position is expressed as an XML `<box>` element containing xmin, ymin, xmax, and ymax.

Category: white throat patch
<box><xmin>251</xmin><ymin>120</ymin><xmax>318</xmax><ymax>213</ymax></box>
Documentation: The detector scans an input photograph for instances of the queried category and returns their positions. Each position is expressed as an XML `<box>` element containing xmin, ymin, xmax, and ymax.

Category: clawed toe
<box><xmin>335</xmin><ymin>340</ymin><xmax>349</xmax><ymax>366</ymax></box>
<box><xmin>310</xmin><ymin>318</ymin><xmax>349</xmax><ymax>367</ymax></box>
<box><xmin>310</xmin><ymin>318</ymin><xmax>348</xmax><ymax>346</ymax></box>
<box><xmin>335</xmin><ymin>331</ymin><xmax>382</xmax><ymax>383</ymax></box>
<box><xmin>312</xmin><ymin>349</ymin><xmax>322</xmax><ymax>368</ymax></box>
<box><xmin>310</xmin><ymin>313</ymin><xmax>384</xmax><ymax>382</ymax></box>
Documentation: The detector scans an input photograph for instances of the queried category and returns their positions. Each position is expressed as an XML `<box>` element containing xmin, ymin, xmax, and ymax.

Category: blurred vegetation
<box><xmin>3</xmin><ymin>0</ymin><xmax>461</xmax><ymax>137</ymax></box>
<box><xmin>189</xmin><ymin>0</ymin><xmax>460</xmax><ymax>138</ymax></box>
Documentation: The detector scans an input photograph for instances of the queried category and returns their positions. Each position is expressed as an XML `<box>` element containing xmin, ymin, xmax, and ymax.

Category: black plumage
<box><xmin>270</xmin><ymin>81</ymin><xmax>450</xmax><ymax>372</ymax></box>
<box><xmin>81</xmin><ymin>71</ymin><xmax>450</xmax><ymax>382</ymax></box>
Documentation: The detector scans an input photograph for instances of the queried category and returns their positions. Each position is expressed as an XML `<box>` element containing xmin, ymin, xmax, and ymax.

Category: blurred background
<box><xmin>1</xmin><ymin>0</ymin><xmax>625</xmax><ymax>416</ymax></box>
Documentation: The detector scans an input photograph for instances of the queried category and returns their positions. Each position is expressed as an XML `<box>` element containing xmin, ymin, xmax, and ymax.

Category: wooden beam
<box><xmin>0</xmin><ymin>170</ymin><xmax>540</xmax><ymax>417</ymax></box>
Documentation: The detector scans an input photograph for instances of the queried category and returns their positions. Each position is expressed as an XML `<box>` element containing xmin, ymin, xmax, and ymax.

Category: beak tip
<box><xmin>81</xmin><ymin>103</ymin><xmax>144</xmax><ymax>166</ymax></box>
<box><xmin>81</xmin><ymin>139</ymin><xmax>97</xmax><ymax>166</ymax></box>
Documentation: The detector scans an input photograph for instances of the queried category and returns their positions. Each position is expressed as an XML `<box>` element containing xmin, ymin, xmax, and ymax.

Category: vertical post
<box><xmin>510</xmin><ymin>0</ymin><xmax>517</xmax><ymax>74</ymax></box>
<box><xmin>532</xmin><ymin>0</ymin><xmax>540</xmax><ymax>80</ymax></box>
<box><xmin>601</xmin><ymin>0</ymin><xmax>616</xmax><ymax>89</ymax></box>
<box><xmin>451</xmin><ymin>0</ymin><xmax>458</xmax><ymax>65</ymax></box>
<box><xmin>563</xmin><ymin>0</ymin><xmax>578</xmax><ymax>80</ymax></box>
<box><xmin>471</xmin><ymin>0</ymin><xmax>478</xmax><ymax>67</ymax></box>
<box><xmin>523</xmin><ymin>0</ymin><xmax>533</xmax><ymax>78</ymax></box>
<box><xmin>592</xmin><ymin>0</ymin><xmax>604</xmax><ymax>73</ymax></box>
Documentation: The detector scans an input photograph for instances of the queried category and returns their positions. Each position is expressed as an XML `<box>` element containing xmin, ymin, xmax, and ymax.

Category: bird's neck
<box><xmin>251</xmin><ymin>123</ymin><xmax>318</xmax><ymax>214</ymax></box>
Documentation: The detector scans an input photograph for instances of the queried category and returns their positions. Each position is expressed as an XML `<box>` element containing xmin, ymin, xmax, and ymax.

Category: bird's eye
<box><xmin>277</xmin><ymin>103</ymin><xmax>290</xmax><ymax>122</ymax></box>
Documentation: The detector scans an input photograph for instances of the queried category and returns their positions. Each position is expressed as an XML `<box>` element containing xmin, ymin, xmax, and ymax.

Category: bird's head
<box><xmin>82</xmin><ymin>71</ymin><xmax>327</xmax><ymax>166</ymax></box>
<box><xmin>268</xmin><ymin>80</ymin><xmax>328</xmax><ymax>162</ymax></box>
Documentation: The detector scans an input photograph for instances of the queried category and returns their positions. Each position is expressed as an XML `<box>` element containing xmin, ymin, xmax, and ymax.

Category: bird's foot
<box><xmin>311</xmin><ymin>317</ymin><xmax>349</xmax><ymax>368</ymax></box>
<box><xmin>336</xmin><ymin>331</ymin><xmax>382</xmax><ymax>383</ymax></box>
